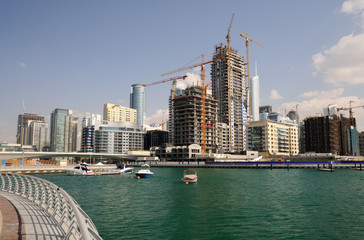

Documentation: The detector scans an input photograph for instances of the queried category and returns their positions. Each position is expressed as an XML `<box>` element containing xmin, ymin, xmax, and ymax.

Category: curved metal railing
<box><xmin>0</xmin><ymin>174</ymin><xmax>102</xmax><ymax>240</ymax></box>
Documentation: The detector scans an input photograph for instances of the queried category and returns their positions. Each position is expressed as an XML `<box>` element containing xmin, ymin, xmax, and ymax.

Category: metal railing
<box><xmin>0</xmin><ymin>174</ymin><xmax>102</xmax><ymax>240</ymax></box>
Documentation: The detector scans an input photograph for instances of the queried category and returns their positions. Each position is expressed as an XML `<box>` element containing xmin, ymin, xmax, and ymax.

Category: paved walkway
<box><xmin>0</xmin><ymin>195</ymin><xmax>24</xmax><ymax>239</ymax></box>
<box><xmin>0</xmin><ymin>193</ymin><xmax>65</xmax><ymax>239</ymax></box>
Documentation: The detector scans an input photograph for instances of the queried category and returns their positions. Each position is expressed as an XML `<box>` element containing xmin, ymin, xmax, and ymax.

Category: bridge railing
<box><xmin>0</xmin><ymin>174</ymin><xmax>102</xmax><ymax>240</ymax></box>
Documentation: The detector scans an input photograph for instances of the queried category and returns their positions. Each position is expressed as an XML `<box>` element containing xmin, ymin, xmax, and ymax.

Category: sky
<box><xmin>1</xmin><ymin>0</ymin><xmax>364</xmax><ymax>143</ymax></box>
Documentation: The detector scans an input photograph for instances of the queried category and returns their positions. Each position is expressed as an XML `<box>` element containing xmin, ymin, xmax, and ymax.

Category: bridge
<box><xmin>0</xmin><ymin>151</ymin><xmax>150</xmax><ymax>161</ymax></box>
<box><xmin>0</xmin><ymin>174</ymin><xmax>102</xmax><ymax>239</ymax></box>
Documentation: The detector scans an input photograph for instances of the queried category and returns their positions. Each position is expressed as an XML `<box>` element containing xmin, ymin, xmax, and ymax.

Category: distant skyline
<box><xmin>1</xmin><ymin>0</ymin><xmax>364</xmax><ymax>143</ymax></box>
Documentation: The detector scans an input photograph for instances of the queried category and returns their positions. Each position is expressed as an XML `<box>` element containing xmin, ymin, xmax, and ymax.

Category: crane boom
<box><xmin>337</xmin><ymin>103</ymin><xmax>364</xmax><ymax>119</ymax></box>
<box><xmin>161</xmin><ymin>57</ymin><xmax>224</xmax><ymax>77</ymax></box>
<box><xmin>144</xmin><ymin>75</ymin><xmax>187</xmax><ymax>87</ymax></box>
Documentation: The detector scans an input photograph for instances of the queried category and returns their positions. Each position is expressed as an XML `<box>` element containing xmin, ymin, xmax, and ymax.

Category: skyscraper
<box><xmin>251</xmin><ymin>62</ymin><xmax>260</xmax><ymax>121</ymax></box>
<box><xmin>130</xmin><ymin>84</ymin><xmax>146</xmax><ymax>128</ymax></box>
<box><xmin>211</xmin><ymin>44</ymin><xmax>246</xmax><ymax>152</ymax></box>
<box><xmin>16</xmin><ymin>113</ymin><xmax>45</xmax><ymax>145</ymax></box>
<box><xmin>171</xmin><ymin>86</ymin><xmax>219</xmax><ymax>153</ymax></box>
<box><xmin>50</xmin><ymin>108</ymin><xmax>73</xmax><ymax>152</ymax></box>
<box><xmin>28</xmin><ymin>121</ymin><xmax>48</xmax><ymax>151</ymax></box>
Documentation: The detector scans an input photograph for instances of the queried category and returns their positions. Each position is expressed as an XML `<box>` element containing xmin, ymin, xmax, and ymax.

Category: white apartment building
<box><xmin>248</xmin><ymin>120</ymin><xmax>299</xmax><ymax>156</ymax></box>
<box><xmin>103</xmin><ymin>103</ymin><xmax>137</xmax><ymax>123</ymax></box>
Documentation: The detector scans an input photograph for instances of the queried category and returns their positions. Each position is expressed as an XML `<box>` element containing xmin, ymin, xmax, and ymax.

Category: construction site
<box><xmin>304</xmin><ymin>103</ymin><xmax>363</xmax><ymax>156</ymax></box>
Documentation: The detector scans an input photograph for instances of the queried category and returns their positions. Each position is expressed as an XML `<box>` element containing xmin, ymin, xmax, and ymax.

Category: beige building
<box><xmin>103</xmin><ymin>103</ymin><xmax>137</xmax><ymax>123</ymax></box>
<box><xmin>247</xmin><ymin>120</ymin><xmax>299</xmax><ymax>156</ymax></box>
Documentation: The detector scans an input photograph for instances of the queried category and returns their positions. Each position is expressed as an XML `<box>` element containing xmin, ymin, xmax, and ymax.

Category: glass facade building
<box><xmin>50</xmin><ymin>109</ymin><xmax>73</xmax><ymax>152</ymax></box>
<box><xmin>130</xmin><ymin>84</ymin><xmax>146</xmax><ymax>128</ymax></box>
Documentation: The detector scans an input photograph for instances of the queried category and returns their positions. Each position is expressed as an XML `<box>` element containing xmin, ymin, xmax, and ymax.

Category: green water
<box><xmin>37</xmin><ymin>168</ymin><xmax>364</xmax><ymax>240</ymax></box>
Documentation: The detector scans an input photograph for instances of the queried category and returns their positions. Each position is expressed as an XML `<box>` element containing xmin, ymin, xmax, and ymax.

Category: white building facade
<box><xmin>248</xmin><ymin>120</ymin><xmax>299</xmax><ymax>156</ymax></box>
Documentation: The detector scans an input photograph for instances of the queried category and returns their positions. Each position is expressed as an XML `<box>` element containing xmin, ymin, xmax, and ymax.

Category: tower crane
<box><xmin>337</xmin><ymin>101</ymin><xmax>364</xmax><ymax>119</ymax></box>
<box><xmin>240</xmin><ymin>32</ymin><xmax>263</xmax><ymax>121</ymax></box>
<box><xmin>161</xmin><ymin>55</ymin><xmax>224</xmax><ymax>154</ymax></box>
<box><xmin>227</xmin><ymin>13</ymin><xmax>234</xmax><ymax>152</ymax></box>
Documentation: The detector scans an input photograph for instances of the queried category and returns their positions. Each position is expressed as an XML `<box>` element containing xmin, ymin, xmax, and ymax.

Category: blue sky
<box><xmin>1</xmin><ymin>0</ymin><xmax>364</xmax><ymax>143</ymax></box>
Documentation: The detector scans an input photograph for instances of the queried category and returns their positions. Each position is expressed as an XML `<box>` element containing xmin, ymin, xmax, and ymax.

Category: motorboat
<box><xmin>182</xmin><ymin>169</ymin><xmax>198</xmax><ymax>183</ymax></box>
<box><xmin>66</xmin><ymin>163</ymin><xmax>95</xmax><ymax>176</ymax></box>
<box><xmin>114</xmin><ymin>163</ymin><xmax>133</xmax><ymax>174</ymax></box>
<box><xmin>135</xmin><ymin>164</ymin><xmax>154</xmax><ymax>178</ymax></box>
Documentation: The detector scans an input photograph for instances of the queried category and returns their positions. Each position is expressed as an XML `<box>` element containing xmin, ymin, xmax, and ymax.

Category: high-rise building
<box><xmin>28</xmin><ymin>121</ymin><xmax>48</xmax><ymax>151</ymax></box>
<box><xmin>359</xmin><ymin>132</ymin><xmax>364</xmax><ymax>156</ymax></box>
<box><xmin>304</xmin><ymin>115</ymin><xmax>359</xmax><ymax>156</ymax></box>
<box><xmin>287</xmin><ymin>110</ymin><xmax>299</xmax><ymax>123</ymax></box>
<box><xmin>248</xmin><ymin>120</ymin><xmax>299</xmax><ymax>156</ymax></box>
<box><xmin>259</xmin><ymin>105</ymin><xmax>272</xmax><ymax>114</ymax></box>
<box><xmin>72</xmin><ymin>118</ymin><xmax>78</xmax><ymax>152</ymax></box>
<box><xmin>94</xmin><ymin>121</ymin><xmax>143</xmax><ymax>154</ymax></box>
<box><xmin>103</xmin><ymin>103</ymin><xmax>137</xmax><ymax>123</ymax></box>
<box><xmin>211</xmin><ymin>44</ymin><xmax>246</xmax><ymax>152</ymax></box>
<box><xmin>16</xmin><ymin>113</ymin><xmax>45</xmax><ymax>145</ymax></box>
<box><xmin>251</xmin><ymin>63</ymin><xmax>260</xmax><ymax>121</ymax></box>
<box><xmin>144</xmin><ymin>130</ymin><xmax>169</xmax><ymax>150</ymax></box>
<box><xmin>81</xmin><ymin>114</ymin><xmax>102</xmax><ymax>153</ymax></box>
<box><xmin>50</xmin><ymin>109</ymin><xmax>73</xmax><ymax>152</ymax></box>
<box><xmin>130</xmin><ymin>84</ymin><xmax>146</xmax><ymax>128</ymax></box>
<box><xmin>81</xmin><ymin>113</ymin><xmax>143</xmax><ymax>154</ymax></box>
<box><xmin>171</xmin><ymin>86</ymin><xmax>219</xmax><ymax>153</ymax></box>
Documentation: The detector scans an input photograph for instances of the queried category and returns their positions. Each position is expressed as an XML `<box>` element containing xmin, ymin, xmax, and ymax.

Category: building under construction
<box><xmin>171</xmin><ymin>85</ymin><xmax>219</xmax><ymax>153</ymax></box>
<box><xmin>211</xmin><ymin>44</ymin><xmax>246</xmax><ymax>153</ymax></box>
<box><xmin>304</xmin><ymin>115</ymin><xmax>359</xmax><ymax>156</ymax></box>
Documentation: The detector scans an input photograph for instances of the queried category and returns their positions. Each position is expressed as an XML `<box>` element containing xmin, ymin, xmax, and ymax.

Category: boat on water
<box><xmin>135</xmin><ymin>164</ymin><xmax>154</xmax><ymax>178</ymax></box>
<box><xmin>67</xmin><ymin>163</ymin><xmax>95</xmax><ymax>176</ymax></box>
<box><xmin>318</xmin><ymin>167</ymin><xmax>335</xmax><ymax>172</ymax></box>
<box><xmin>114</xmin><ymin>163</ymin><xmax>133</xmax><ymax>174</ymax></box>
<box><xmin>182</xmin><ymin>169</ymin><xmax>198</xmax><ymax>183</ymax></box>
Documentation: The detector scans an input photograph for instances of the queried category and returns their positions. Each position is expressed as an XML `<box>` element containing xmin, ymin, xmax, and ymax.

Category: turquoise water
<box><xmin>37</xmin><ymin>168</ymin><xmax>364</xmax><ymax>240</ymax></box>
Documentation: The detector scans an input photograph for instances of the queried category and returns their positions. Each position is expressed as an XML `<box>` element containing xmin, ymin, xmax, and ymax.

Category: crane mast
<box><xmin>240</xmin><ymin>32</ymin><xmax>263</xmax><ymax>122</ymax></box>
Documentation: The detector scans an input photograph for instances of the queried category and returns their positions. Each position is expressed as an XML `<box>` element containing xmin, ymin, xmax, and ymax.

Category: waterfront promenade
<box><xmin>0</xmin><ymin>174</ymin><xmax>102</xmax><ymax>239</ymax></box>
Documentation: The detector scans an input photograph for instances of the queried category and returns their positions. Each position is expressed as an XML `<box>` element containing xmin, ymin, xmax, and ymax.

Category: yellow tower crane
<box><xmin>337</xmin><ymin>101</ymin><xmax>364</xmax><ymax>119</ymax></box>
<box><xmin>240</xmin><ymin>32</ymin><xmax>263</xmax><ymax>121</ymax></box>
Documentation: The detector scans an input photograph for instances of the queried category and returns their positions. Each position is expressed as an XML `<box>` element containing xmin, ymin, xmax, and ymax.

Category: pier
<box><xmin>0</xmin><ymin>174</ymin><xmax>102</xmax><ymax>239</ymax></box>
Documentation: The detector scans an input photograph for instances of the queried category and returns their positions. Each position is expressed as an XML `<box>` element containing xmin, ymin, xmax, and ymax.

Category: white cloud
<box><xmin>299</xmin><ymin>88</ymin><xmax>344</xmax><ymax>99</ymax></box>
<box><xmin>270</xmin><ymin>90</ymin><xmax>283</xmax><ymax>100</ymax></box>
<box><xmin>175</xmin><ymin>68</ymin><xmax>201</xmax><ymax>90</ymax></box>
<box><xmin>342</xmin><ymin>0</ymin><xmax>364</xmax><ymax>27</ymax></box>
<box><xmin>342</xmin><ymin>0</ymin><xmax>364</xmax><ymax>14</ymax></box>
<box><xmin>280</xmin><ymin>95</ymin><xmax>364</xmax><ymax>132</ymax></box>
<box><xmin>19</xmin><ymin>62</ymin><xmax>27</xmax><ymax>68</ymax></box>
<box><xmin>145</xmin><ymin>109</ymin><xmax>168</xmax><ymax>125</ymax></box>
<box><xmin>312</xmin><ymin>33</ymin><xmax>364</xmax><ymax>85</ymax></box>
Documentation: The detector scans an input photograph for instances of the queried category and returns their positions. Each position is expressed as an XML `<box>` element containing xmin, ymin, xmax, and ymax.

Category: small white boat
<box><xmin>67</xmin><ymin>163</ymin><xmax>95</xmax><ymax>176</ymax></box>
<box><xmin>135</xmin><ymin>164</ymin><xmax>154</xmax><ymax>178</ymax></box>
<box><xmin>182</xmin><ymin>169</ymin><xmax>198</xmax><ymax>183</ymax></box>
<box><xmin>114</xmin><ymin>163</ymin><xmax>133</xmax><ymax>174</ymax></box>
